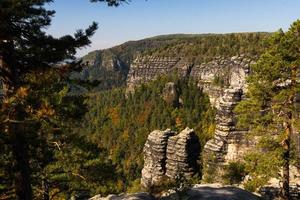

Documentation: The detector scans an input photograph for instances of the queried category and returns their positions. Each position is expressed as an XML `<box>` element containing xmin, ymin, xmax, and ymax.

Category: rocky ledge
<box><xmin>90</xmin><ymin>184</ymin><xmax>261</xmax><ymax>200</ymax></box>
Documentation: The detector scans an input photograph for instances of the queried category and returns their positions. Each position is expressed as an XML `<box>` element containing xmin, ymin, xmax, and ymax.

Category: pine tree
<box><xmin>0</xmin><ymin>1</ymin><xmax>125</xmax><ymax>199</ymax></box>
<box><xmin>235</xmin><ymin>20</ymin><xmax>300</xmax><ymax>200</ymax></box>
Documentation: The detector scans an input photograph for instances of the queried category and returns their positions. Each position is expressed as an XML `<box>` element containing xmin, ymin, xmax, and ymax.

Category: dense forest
<box><xmin>1</xmin><ymin>1</ymin><xmax>300</xmax><ymax>200</ymax></box>
<box><xmin>72</xmin><ymin>76</ymin><xmax>216</xmax><ymax>196</ymax></box>
<box><xmin>75</xmin><ymin>33</ymin><xmax>271</xmax><ymax>90</ymax></box>
<box><xmin>83</xmin><ymin>32</ymin><xmax>270</xmax><ymax>65</ymax></box>
<box><xmin>0</xmin><ymin>75</ymin><xmax>216</xmax><ymax>199</ymax></box>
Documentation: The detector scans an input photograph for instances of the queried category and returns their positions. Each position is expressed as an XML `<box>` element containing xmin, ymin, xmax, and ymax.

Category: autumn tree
<box><xmin>235</xmin><ymin>20</ymin><xmax>300</xmax><ymax>200</ymax></box>
<box><xmin>0</xmin><ymin>0</ymin><xmax>126</xmax><ymax>199</ymax></box>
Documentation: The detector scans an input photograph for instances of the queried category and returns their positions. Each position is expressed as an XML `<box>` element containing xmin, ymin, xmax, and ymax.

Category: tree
<box><xmin>235</xmin><ymin>20</ymin><xmax>300</xmax><ymax>200</ymax></box>
<box><xmin>0</xmin><ymin>0</ymin><xmax>125</xmax><ymax>199</ymax></box>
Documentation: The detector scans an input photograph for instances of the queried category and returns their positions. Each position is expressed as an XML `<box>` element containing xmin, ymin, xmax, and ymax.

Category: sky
<box><xmin>46</xmin><ymin>0</ymin><xmax>300</xmax><ymax>56</ymax></box>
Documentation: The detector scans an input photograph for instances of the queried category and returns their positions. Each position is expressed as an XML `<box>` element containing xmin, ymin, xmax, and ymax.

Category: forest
<box><xmin>1</xmin><ymin>1</ymin><xmax>300</xmax><ymax>200</ymax></box>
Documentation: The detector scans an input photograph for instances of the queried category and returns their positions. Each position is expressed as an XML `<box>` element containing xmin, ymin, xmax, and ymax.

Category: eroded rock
<box><xmin>162</xmin><ymin>82</ymin><xmax>179</xmax><ymax>107</ymax></box>
<box><xmin>141</xmin><ymin>129</ymin><xmax>175</xmax><ymax>188</ymax></box>
<box><xmin>165</xmin><ymin>128</ymin><xmax>200</xmax><ymax>180</ymax></box>
<box><xmin>141</xmin><ymin>128</ymin><xmax>200</xmax><ymax>189</ymax></box>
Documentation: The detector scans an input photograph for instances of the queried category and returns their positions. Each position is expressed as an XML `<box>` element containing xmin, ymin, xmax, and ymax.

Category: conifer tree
<box><xmin>235</xmin><ymin>20</ymin><xmax>300</xmax><ymax>200</ymax></box>
<box><xmin>0</xmin><ymin>1</ymin><xmax>125</xmax><ymax>199</ymax></box>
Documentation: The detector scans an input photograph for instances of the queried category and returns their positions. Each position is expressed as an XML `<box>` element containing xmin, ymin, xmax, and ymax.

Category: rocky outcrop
<box><xmin>141</xmin><ymin>129</ymin><xmax>176</xmax><ymax>187</ymax></box>
<box><xmin>162</xmin><ymin>82</ymin><xmax>179</xmax><ymax>107</ymax></box>
<box><xmin>189</xmin><ymin>55</ymin><xmax>253</xmax><ymax>108</ymax></box>
<box><xmin>202</xmin><ymin>87</ymin><xmax>252</xmax><ymax>182</ymax></box>
<box><xmin>141</xmin><ymin>128</ymin><xmax>200</xmax><ymax>189</ymax></box>
<box><xmin>127</xmin><ymin>55</ymin><xmax>252</xmax><ymax>108</ymax></box>
<box><xmin>89</xmin><ymin>193</ymin><xmax>155</xmax><ymax>200</ymax></box>
<box><xmin>127</xmin><ymin>55</ymin><xmax>300</xmax><ymax>187</ymax></box>
<box><xmin>90</xmin><ymin>185</ymin><xmax>261</xmax><ymax>200</ymax></box>
<box><xmin>126</xmin><ymin>56</ymin><xmax>192</xmax><ymax>93</ymax></box>
<box><xmin>130</xmin><ymin>55</ymin><xmax>255</xmax><ymax>183</ymax></box>
<box><xmin>165</xmin><ymin>128</ymin><xmax>200</xmax><ymax>180</ymax></box>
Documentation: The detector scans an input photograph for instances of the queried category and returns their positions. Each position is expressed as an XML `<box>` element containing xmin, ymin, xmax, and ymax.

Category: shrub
<box><xmin>222</xmin><ymin>161</ymin><xmax>246</xmax><ymax>185</ymax></box>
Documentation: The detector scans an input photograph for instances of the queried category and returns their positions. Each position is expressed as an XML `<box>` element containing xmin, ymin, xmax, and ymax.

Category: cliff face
<box><xmin>126</xmin><ymin>56</ymin><xmax>192</xmax><ymax>93</ymax></box>
<box><xmin>71</xmin><ymin>50</ymin><xmax>128</xmax><ymax>90</ymax></box>
<box><xmin>128</xmin><ymin>54</ymin><xmax>300</xmax><ymax>186</ymax></box>
<box><xmin>126</xmin><ymin>55</ymin><xmax>252</xmax><ymax>108</ymax></box>
<box><xmin>78</xmin><ymin>32</ymin><xmax>269</xmax><ymax>91</ymax></box>
<box><xmin>141</xmin><ymin>128</ymin><xmax>200</xmax><ymax>189</ymax></box>
<box><xmin>202</xmin><ymin>87</ymin><xmax>253</xmax><ymax>182</ymax></box>
<box><xmin>130</xmin><ymin>55</ymin><xmax>254</xmax><ymax>184</ymax></box>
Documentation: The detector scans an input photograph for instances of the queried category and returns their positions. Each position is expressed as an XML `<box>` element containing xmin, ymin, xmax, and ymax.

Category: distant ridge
<box><xmin>76</xmin><ymin>32</ymin><xmax>271</xmax><ymax>90</ymax></box>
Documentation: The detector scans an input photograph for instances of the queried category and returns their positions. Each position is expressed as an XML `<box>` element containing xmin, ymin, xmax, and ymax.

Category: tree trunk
<box><xmin>10</xmin><ymin>122</ymin><xmax>32</xmax><ymax>200</ymax></box>
<box><xmin>280</xmin><ymin>65</ymin><xmax>297</xmax><ymax>200</ymax></box>
<box><xmin>281</xmin><ymin>132</ymin><xmax>290</xmax><ymax>200</ymax></box>
<box><xmin>3</xmin><ymin>39</ymin><xmax>33</xmax><ymax>199</ymax></box>
<box><xmin>43</xmin><ymin>179</ymin><xmax>50</xmax><ymax>200</ymax></box>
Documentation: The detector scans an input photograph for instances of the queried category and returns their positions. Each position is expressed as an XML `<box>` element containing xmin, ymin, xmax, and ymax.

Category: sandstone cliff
<box><xmin>126</xmin><ymin>55</ymin><xmax>252</xmax><ymax>108</ymax></box>
<box><xmin>141</xmin><ymin>128</ymin><xmax>200</xmax><ymax>189</ymax></box>
<box><xmin>127</xmin><ymin>54</ymin><xmax>300</xmax><ymax>190</ymax></box>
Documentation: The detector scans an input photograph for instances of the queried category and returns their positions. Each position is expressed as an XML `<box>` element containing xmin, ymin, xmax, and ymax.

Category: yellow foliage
<box><xmin>121</xmin><ymin>129</ymin><xmax>130</xmax><ymax>141</ymax></box>
<box><xmin>175</xmin><ymin>117</ymin><xmax>183</xmax><ymax>129</ymax></box>
<box><xmin>108</xmin><ymin>106</ymin><xmax>120</xmax><ymax>126</ymax></box>
<box><xmin>207</xmin><ymin>124</ymin><xmax>216</xmax><ymax>137</ymax></box>
<box><xmin>36</xmin><ymin>103</ymin><xmax>55</xmax><ymax>118</ymax></box>
<box><xmin>116</xmin><ymin>179</ymin><xmax>124</xmax><ymax>191</ymax></box>
<box><xmin>127</xmin><ymin>179</ymin><xmax>143</xmax><ymax>193</ymax></box>
<box><xmin>137</xmin><ymin>102</ymin><xmax>152</xmax><ymax>125</ymax></box>
<box><xmin>16</xmin><ymin>86</ymin><xmax>29</xmax><ymax>98</ymax></box>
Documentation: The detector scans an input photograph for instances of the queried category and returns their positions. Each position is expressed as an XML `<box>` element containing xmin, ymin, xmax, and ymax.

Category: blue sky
<box><xmin>46</xmin><ymin>0</ymin><xmax>300</xmax><ymax>56</ymax></box>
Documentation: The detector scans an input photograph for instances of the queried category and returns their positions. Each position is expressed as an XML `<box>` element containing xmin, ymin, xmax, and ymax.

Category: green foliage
<box><xmin>0</xmin><ymin>1</ymin><xmax>127</xmax><ymax>199</ymax></box>
<box><xmin>127</xmin><ymin>179</ymin><xmax>143</xmax><ymax>194</ymax></box>
<box><xmin>222</xmin><ymin>162</ymin><xmax>246</xmax><ymax>185</ymax></box>
<box><xmin>143</xmin><ymin>33</ymin><xmax>270</xmax><ymax>64</ymax></box>
<box><xmin>235</xmin><ymin>20</ymin><xmax>300</xmax><ymax>195</ymax></box>
<box><xmin>244</xmin><ymin>177</ymin><xmax>267</xmax><ymax>193</ymax></box>
<box><xmin>213</xmin><ymin>75</ymin><xmax>226</xmax><ymax>87</ymax></box>
<box><xmin>146</xmin><ymin>174</ymin><xmax>190</xmax><ymax>198</ymax></box>
<box><xmin>202</xmin><ymin>152</ymin><xmax>220</xmax><ymax>183</ymax></box>
<box><xmin>75</xmin><ymin>75</ymin><xmax>216</xmax><ymax>195</ymax></box>
<box><xmin>79</xmin><ymin>33</ymin><xmax>270</xmax><ymax>90</ymax></box>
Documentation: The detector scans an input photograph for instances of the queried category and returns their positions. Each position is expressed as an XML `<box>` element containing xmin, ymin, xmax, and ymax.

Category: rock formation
<box><xmin>126</xmin><ymin>56</ymin><xmax>192</xmax><ymax>93</ymax></box>
<box><xmin>89</xmin><ymin>193</ymin><xmax>155</xmax><ymax>200</ymax></box>
<box><xmin>165</xmin><ymin>128</ymin><xmax>200</xmax><ymax>179</ymax></box>
<box><xmin>162</xmin><ymin>82</ymin><xmax>179</xmax><ymax>107</ymax></box>
<box><xmin>89</xmin><ymin>185</ymin><xmax>261</xmax><ymax>200</ymax></box>
<box><xmin>127</xmin><ymin>55</ymin><xmax>252</xmax><ymax>108</ymax></box>
<box><xmin>141</xmin><ymin>128</ymin><xmax>200</xmax><ymax>189</ymax></box>
<box><xmin>131</xmin><ymin>55</ymin><xmax>255</xmax><ymax>183</ymax></box>
<box><xmin>202</xmin><ymin>87</ymin><xmax>252</xmax><ymax>182</ymax></box>
<box><xmin>141</xmin><ymin>129</ymin><xmax>175</xmax><ymax>187</ymax></box>
<box><xmin>190</xmin><ymin>55</ymin><xmax>252</xmax><ymax>108</ymax></box>
<box><xmin>129</xmin><ymin>55</ymin><xmax>300</xmax><ymax>188</ymax></box>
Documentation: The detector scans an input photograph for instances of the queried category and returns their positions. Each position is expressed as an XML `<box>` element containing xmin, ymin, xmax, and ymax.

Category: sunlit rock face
<box><xmin>126</xmin><ymin>56</ymin><xmax>192</xmax><ymax>94</ymax></box>
<box><xmin>165</xmin><ymin>127</ymin><xmax>200</xmax><ymax>180</ymax></box>
<box><xmin>129</xmin><ymin>55</ymin><xmax>255</xmax><ymax>184</ymax></box>
<box><xmin>126</xmin><ymin>55</ymin><xmax>252</xmax><ymax>109</ymax></box>
<box><xmin>202</xmin><ymin>87</ymin><xmax>253</xmax><ymax>182</ymax></box>
<box><xmin>162</xmin><ymin>82</ymin><xmax>179</xmax><ymax>107</ymax></box>
<box><xmin>141</xmin><ymin>128</ymin><xmax>200</xmax><ymax>189</ymax></box>
<box><xmin>89</xmin><ymin>185</ymin><xmax>262</xmax><ymax>200</ymax></box>
<box><xmin>127</xmin><ymin>54</ymin><xmax>300</xmax><ymax>187</ymax></box>
<box><xmin>141</xmin><ymin>129</ymin><xmax>175</xmax><ymax>188</ymax></box>
<box><xmin>189</xmin><ymin>55</ymin><xmax>253</xmax><ymax>109</ymax></box>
